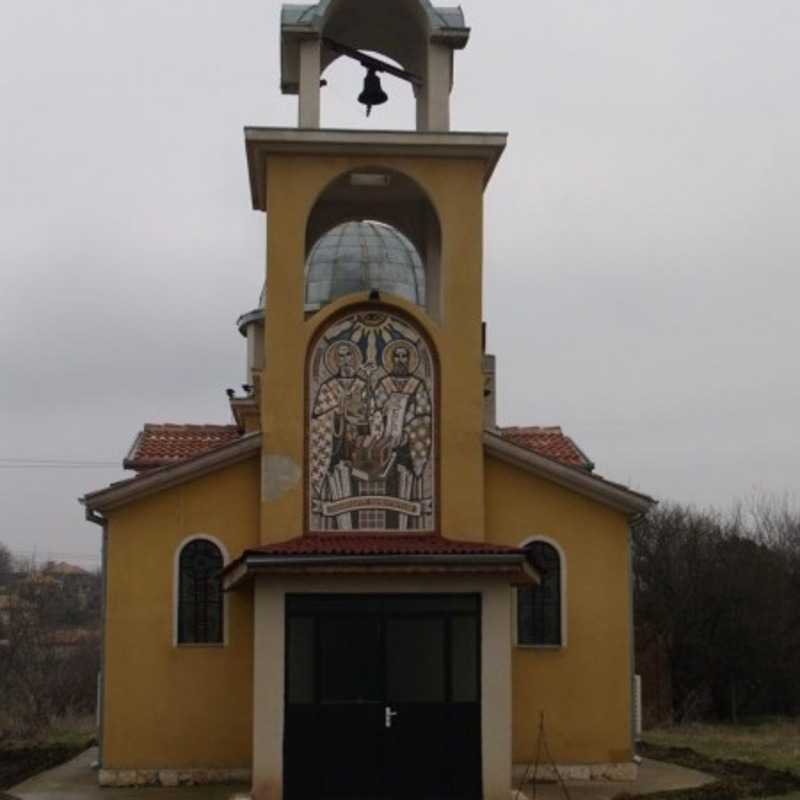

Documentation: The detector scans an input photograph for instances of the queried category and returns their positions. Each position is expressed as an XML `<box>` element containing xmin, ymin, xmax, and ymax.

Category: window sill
<box><xmin>515</xmin><ymin>643</ymin><xmax>564</xmax><ymax>650</ymax></box>
<box><xmin>174</xmin><ymin>642</ymin><xmax>226</xmax><ymax>649</ymax></box>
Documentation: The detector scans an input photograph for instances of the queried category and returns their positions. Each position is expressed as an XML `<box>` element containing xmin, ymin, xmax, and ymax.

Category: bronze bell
<box><xmin>357</xmin><ymin>67</ymin><xmax>388</xmax><ymax>116</ymax></box>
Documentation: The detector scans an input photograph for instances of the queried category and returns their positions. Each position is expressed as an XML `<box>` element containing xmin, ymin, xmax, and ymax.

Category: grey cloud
<box><xmin>1</xmin><ymin>0</ymin><xmax>799</xmax><ymax>563</ymax></box>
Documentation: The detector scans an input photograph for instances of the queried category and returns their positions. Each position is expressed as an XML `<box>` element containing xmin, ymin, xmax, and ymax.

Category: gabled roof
<box><xmin>124</xmin><ymin>423</ymin><xmax>240</xmax><ymax>471</ymax></box>
<box><xmin>120</xmin><ymin>422</ymin><xmax>592</xmax><ymax>472</ymax></box>
<box><xmin>83</xmin><ymin>424</ymin><xmax>654</xmax><ymax>517</ymax></box>
<box><xmin>497</xmin><ymin>426</ymin><xmax>594</xmax><ymax>471</ymax></box>
<box><xmin>483</xmin><ymin>431</ymin><xmax>654</xmax><ymax>516</ymax></box>
<box><xmin>83</xmin><ymin>432</ymin><xmax>261</xmax><ymax>514</ymax></box>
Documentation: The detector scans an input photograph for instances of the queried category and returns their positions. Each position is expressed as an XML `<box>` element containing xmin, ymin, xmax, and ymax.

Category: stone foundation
<box><xmin>97</xmin><ymin>768</ymin><xmax>251</xmax><ymax>788</ymax></box>
<box><xmin>100</xmin><ymin>763</ymin><xmax>634</xmax><ymax>790</ymax></box>
<box><xmin>513</xmin><ymin>762</ymin><xmax>638</xmax><ymax>783</ymax></box>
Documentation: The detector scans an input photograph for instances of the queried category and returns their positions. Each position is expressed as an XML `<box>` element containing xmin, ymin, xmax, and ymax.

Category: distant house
<box><xmin>42</xmin><ymin>561</ymin><xmax>90</xmax><ymax>578</ymax></box>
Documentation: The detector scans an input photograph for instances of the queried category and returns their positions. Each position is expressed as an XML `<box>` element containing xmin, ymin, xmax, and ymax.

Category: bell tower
<box><xmin>280</xmin><ymin>0</ymin><xmax>469</xmax><ymax>130</ymax></box>
<box><xmin>247</xmin><ymin>0</ymin><xmax>506</xmax><ymax>545</ymax></box>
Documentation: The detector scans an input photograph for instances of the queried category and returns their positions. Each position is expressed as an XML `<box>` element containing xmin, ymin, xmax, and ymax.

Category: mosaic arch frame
<box><xmin>306</xmin><ymin>305</ymin><xmax>438</xmax><ymax>533</ymax></box>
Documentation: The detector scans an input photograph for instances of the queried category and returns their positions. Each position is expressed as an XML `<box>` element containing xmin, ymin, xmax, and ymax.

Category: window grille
<box><xmin>518</xmin><ymin>541</ymin><xmax>561</xmax><ymax>646</ymax></box>
<box><xmin>178</xmin><ymin>539</ymin><xmax>223</xmax><ymax>644</ymax></box>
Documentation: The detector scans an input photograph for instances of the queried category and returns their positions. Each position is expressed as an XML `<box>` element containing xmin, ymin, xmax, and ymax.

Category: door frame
<box><xmin>283</xmin><ymin>593</ymin><xmax>483</xmax><ymax>800</ymax></box>
<box><xmin>250</xmin><ymin>576</ymin><xmax>514</xmax><ymax>800</ymax></box>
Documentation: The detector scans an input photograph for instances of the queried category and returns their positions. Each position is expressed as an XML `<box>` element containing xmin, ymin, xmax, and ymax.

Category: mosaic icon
<box><xmin>308</xmin><ymin>310</ymin><xmax>435</xmax><ymax>532</ymax></box>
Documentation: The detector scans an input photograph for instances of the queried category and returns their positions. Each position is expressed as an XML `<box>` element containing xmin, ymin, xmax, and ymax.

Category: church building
<box><xmin>82</xmin><ymin>2</ymin><xmax>654</xmax><ymax>798</ymax></box>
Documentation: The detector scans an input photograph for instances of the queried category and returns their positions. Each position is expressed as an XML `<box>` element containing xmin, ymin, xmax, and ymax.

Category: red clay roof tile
<box><xmin>241</xmin><ymin>534</ymin><xmax>526</xmax><ymax>558</ymax></box>
<box><xmin>122</xmin><ymin>422</ymin><xmax>593</xmax><ymax>473</ymax></box>
<box><xmin>497</xmin><ymin>426</ymin><xmax>593</xmax><ymax>471</ymax></box>
<box><xmin>224</xmin><ymin>534</ymin><xmax>537</xmax><ymax>587</ymax></box>
<box><xmin>124</xmin><ymin>423</ymin><xmax>241</xmax><ymax>471</ymax></box>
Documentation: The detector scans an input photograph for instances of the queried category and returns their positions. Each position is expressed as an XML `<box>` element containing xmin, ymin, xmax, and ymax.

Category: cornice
<box><xmin>244</xmin><ymin>127</ymin><xmax>507</xmax><ymax>211</ymax></box>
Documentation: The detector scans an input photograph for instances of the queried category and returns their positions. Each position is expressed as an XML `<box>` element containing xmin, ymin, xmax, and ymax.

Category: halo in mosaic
<box><xmin>304</xmin><ymin>221</ymin><xmax>426</xmax><ymax>308</ymax></box>
<box><xmin>308</xmin><ymin>309</ymin><xmax>435</xmax><ymax>532</ymax></box>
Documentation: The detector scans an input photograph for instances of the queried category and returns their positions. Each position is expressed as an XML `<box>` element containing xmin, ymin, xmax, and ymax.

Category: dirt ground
<box><xmin>637</xmin><ymin>741</ymin><xmax>800</xmax><ymax>800</ymax></box>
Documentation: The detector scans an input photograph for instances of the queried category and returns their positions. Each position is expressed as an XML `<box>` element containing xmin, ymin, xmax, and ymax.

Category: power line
<box><xmin>8</xmin><ymin>548</ymin><xmax>100</xmax><ymax>559</ymax></box>
<box><xmin>0</xmin><ymin>458</ymin><xmax>119</xmax><ymax>464</ymax></box>
<box><xmin>0</xmin><ymin>465</ymin><xmax>118</xmax><ymax>470</ymax></box>
<box><xmin>5</xmin><ymin>550</ymin><xmax>101</xmax><ymax>566</ymax></box>
<box><xmin>0</xmin><ymin>457</ymin><xmax>119</xmax><ymax>469</ymax></box>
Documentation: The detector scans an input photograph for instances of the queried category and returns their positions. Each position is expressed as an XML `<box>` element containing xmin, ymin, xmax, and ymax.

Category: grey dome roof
<box><xmin>304</xmin><ymin>221</ymin><xmax>425</xmax><ymax>308</ymax></box>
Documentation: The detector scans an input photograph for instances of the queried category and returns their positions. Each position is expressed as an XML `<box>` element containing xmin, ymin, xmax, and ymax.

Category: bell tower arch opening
<box><xmin>281</xmin><ymin>0</ymin><xmax>469</xmax><ymax>130</ymax></box>
<box><xmin>320</xmin><ymin>50</ymin><xmax>417</xmax><ymax>130</ymax></box>
<box><xmin>304</xmin><ymin>167</ymin><xmax>442</xmax><ymax>319</ymax></box>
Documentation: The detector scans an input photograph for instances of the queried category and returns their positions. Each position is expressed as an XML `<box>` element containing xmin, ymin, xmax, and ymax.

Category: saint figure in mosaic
<box><xmin>308</xmin><ymin>310</ymin><xmax>435</xmax><ymax>532</ymax></box>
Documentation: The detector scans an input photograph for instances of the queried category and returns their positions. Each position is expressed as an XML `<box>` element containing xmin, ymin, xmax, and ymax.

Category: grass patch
<box><xmin>635</xmin><ymin>735</ymin><xmax>800</xmax><ymax>800</ymax></box>
<box><xmin>644</xmin><ymin>720</ymin><xmax>800</xmax><ymax>777</ymax></box>
<box><xmin>0</xmin><ymin>715</ymin><xmax>96</xmax><ymax>791</ymax></box>
<box><xmin>44</xmin><ymin>714</ymin><xmax>96</xmax><ymax>749</ymax></box>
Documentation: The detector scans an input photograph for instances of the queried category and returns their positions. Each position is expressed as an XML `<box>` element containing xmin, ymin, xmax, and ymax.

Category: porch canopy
<box><xmin>222</xmin><ymin>533</ymin><xmax>538</xmax><ymax>591</ymax></box>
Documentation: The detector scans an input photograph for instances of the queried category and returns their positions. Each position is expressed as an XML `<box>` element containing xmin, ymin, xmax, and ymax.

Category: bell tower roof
<box><xmin>281</xmin><ymin>1</ymin><xmax>469</xmax><ymax>78</ymax></box>
<box><xmin>280</xmin><ymin>0</ymin><xmax>470</xmax><ymax>131</ymax></box>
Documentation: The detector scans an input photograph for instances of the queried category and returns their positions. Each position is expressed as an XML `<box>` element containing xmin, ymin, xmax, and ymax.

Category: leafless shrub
<box><xmin>0</xmin><ymin>557</ymin><xmax>100</xmax><ymax>743</ymax></box>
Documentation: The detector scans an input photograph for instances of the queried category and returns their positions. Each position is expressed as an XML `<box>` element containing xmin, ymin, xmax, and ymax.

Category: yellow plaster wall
<box><xmin>484</xmin><ymin>456</ymin><xmax>633</xmax><ymax>765</ymax></box>
<box><xmin>102</xmin><ymin>457</ymin><xmax>259</xmax><ymax>769</ymax></box>
<box><xmin>260</xmin><ymin>155</ymin><xmax>486</xmax><ymax>543</ymax></box>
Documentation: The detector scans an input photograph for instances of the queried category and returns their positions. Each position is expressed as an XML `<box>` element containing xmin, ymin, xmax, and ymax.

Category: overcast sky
<box><xmin>1</xmin><ymin>0</ymin><xmax>799</xmax><ymax>569</ymax></box>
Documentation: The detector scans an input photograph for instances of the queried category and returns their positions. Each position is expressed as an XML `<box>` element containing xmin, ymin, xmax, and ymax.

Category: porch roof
<box><xmin>222</xmin><ymin>534</ymin><xmax>538</xmax><ymax>590</ymax></box>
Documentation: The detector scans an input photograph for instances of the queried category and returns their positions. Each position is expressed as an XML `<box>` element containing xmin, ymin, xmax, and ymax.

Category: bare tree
<box><xmin>0</xmin><ymin>542</ymin><xmax>12</xmax><ymax>586</ymax></box>
<box><xmin>634</xmin><ymin>500</ymin><xmax>800</xmax><ymax>723</ymax></box>
<box><xmin>0</xmin><ymin>562</ymin><xmax>100</xmax><ymax>742</ymax></box>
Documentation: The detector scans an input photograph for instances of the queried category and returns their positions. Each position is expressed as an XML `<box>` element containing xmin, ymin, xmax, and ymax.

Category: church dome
<box><xmin>304</xmin><ymin>221</ymin><xmax>426</xmax><ymax>308</ymax></box>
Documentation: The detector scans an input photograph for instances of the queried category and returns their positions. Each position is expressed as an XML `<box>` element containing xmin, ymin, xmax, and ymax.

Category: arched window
<box><xmin>518</xmin><ymin>540</ymin><xmax>563</xmax><ymax>646</ymax></box>
<box><xmin>177</xmin><ymin>539</ymin><xmax>224</xmax><ymax>644</ymax></box>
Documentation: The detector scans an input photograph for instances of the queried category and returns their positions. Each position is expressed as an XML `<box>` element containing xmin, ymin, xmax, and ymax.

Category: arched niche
<box><xmin>320</xmin><ymin>50</ymin><xmax>417</xmax><ymax>131</ymax></box>
<box><xmin>305</xmin><ymin>167</ymin><xmax>442</xmax><ymax>319</ymax></box>
<box><xmin>306</xmin><ymin>304</ymin><xmax>437</xmax><ymax>533</ymax></box>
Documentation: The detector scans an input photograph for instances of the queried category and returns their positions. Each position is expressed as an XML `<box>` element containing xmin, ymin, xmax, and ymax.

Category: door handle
<box><xmin>384</xmin><ymin>706</ymin><xmax>399</xmax><ymax>728</ymax></box>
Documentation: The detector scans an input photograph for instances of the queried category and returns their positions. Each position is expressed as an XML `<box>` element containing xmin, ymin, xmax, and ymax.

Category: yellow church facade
<box><xmin>82</xmin><ymin>3</ymin><xmax>654</xmax><ymax>798</ymax></box>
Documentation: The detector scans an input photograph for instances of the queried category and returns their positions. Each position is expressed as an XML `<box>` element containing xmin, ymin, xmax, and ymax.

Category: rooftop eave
<box><xmin>81</xmin><ymin>432</ymin><xmax>262</xmax><ymax>514</ymax></box>
<box><xmin>244</xmin><ymin>127</ymin><xmax>507</xmax><ymax>212</ymax></box>
<box><xmin>483</xmin><ymin>431</ymin><xmax>656</xmax><ymax>517</ymax></box>
<box><xmin>223</xmin><ymin>552</ymin><xmax>538</xmax><ymax>591</ymax></box>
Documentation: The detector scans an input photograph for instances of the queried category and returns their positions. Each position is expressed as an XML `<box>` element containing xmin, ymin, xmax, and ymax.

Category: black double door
<box><xmin>285</xmin><ymin>594</ymin><xmax>482</xmax><ymax>800</ymax></box>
